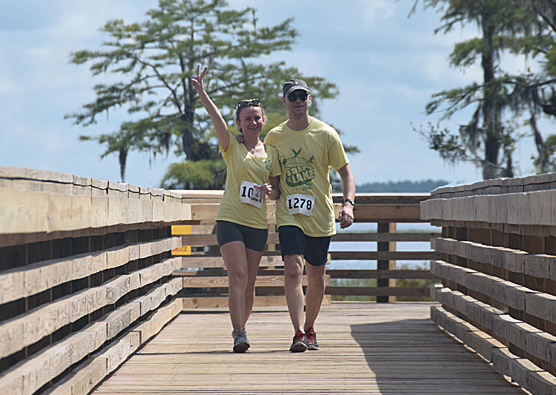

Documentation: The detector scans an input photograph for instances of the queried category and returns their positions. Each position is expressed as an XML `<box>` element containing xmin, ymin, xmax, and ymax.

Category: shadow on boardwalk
<box><xmin>351</xmin><ymin>318</ymin><xmax>525</xmax><ymax>394</ymax></box>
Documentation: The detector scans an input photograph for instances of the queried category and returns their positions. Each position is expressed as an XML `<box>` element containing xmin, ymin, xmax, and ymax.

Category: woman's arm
<box><xmin>191</xmin><ymin>65</ymin><xmax>231</xmax><ymax>151</ymax></box>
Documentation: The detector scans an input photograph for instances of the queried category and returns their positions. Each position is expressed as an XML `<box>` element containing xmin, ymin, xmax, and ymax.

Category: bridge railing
<box><xmin>422</xmin><ymin>172</ymin><xmax>556</xmax><ymax>394</ymax></box>
<box><xmin>0</xmin><ymin>165</ymin><xmax>439</xmax><ymax>395</ymax></box>
<box><xmin>0</xmin><ymin>166</ymin><xmax>189</xmax><ymax>395</ymax></box>
<box><xmin>173</xmin><ymin>192</ymin><xmax>440</xmax><ymax>306</ymax></box>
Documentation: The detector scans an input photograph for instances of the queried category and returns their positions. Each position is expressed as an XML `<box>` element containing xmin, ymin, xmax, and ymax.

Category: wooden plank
<box><xmin>87</xmin><ymin>303</ymin><xmax>525</xmax><ymax>395</ymax></box>
<box><xmin>179</xmin><ymin>295</ymin><xmax>290</xmax><ymax>308</ymax></box>
<box><xmin>327</xmin><ymin>269</ymin><xmax>438</xmax><ymax>279</ymax></box>
<box><xmin>325</xmin><ymin>287</ymin><xmax>430</xmax><ymax>297</ymax></box>
<box><xmin>180</xmin><ymin>255</ymin><xmax>284</xmax><ymax>269</ymax></box>
<box><xmin>179</xmin><ymin>232</ymin><xmax>440</xmax><ymax>246</ymax></box>
<box><xmin>190</xmin><ymin>202</ymin><xmax>425</xmax><ymax>223</ymax></box>
<box><xmin>432</xmin><ymin>305</ymin><xmax>556</xmax><ymax>395</ymax></box>
<box><xmin>180</xmin><ymin>232</ymin><xmax>280</xmax><ymax>246</ymax></box>
<box><xmin>0</xmin><ymin>239</ymin><xmax>179</xmax><ymax>306</ymax></box>
<box><xmin>43</xmin><ymin>298</ymin><xmax>183</xmax><ymax>395</ymax></box>
<box><xmin>0</xmin><ymin>268</ymin><xmax>24</xmax><ymax>304</ymax></box>
<box><xmin>346</xmin><ymin>204</ymin><xmax>423</xmax><ymax>222</ymax></box>
<box><xmin>337</xmin><ymin>192</ymin><xmax>431</xmax><ymax>204</ymax></box>
<box><xmin>181</xmin><ymin>275</ymin><xmax>330</xmax><ymax>288</ymax></box>
<box><xmin>330</xmin><ymin>251</ymin><xmax>440</xmax><ymax>261</ymax></box>
<box><xmin>0</xmin><ymin>188</ymin><xmax>49</xmax><ymax>234</ymax></box>
<box><xmin>0</xmin><ymin>260</ymin><xmax>182</xmax><ymax>360</ymax></box>
<box><xmin>332</xmin><ymin>232</ymin><xmax>440</xmax><ymax>242</ymax></box>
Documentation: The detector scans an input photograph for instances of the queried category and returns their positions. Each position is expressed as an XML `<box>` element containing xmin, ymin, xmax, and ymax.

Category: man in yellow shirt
<box><xmin>265</xmin><ymin>79</ymin><xmax>355</xmax><ymax>352</ymax></box>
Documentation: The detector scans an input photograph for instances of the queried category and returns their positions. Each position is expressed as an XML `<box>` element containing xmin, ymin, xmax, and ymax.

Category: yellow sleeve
<box><xmin>328</xmin><ymin>130</ymin><xmax>349</xmax><ymax>171</ymax></box>
<box><xmin>269</xmin><ymin>146</ymin><xmax>281</xmax><ymax>177</ymax></box>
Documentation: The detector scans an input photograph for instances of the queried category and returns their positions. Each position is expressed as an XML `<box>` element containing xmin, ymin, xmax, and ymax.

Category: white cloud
<box><xmin>362</xmin><ymin>0</ymin><xmax>396</xmax><ymax>25</ymax></box>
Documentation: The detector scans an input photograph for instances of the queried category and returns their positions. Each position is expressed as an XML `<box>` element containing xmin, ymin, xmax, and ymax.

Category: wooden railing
<box><xmin>0</xmin><ymin>167</ymin><xmax>188</xmax><ymax>395</ymax></box>
<box><xmin>172</xmin><ymin>192</ymin><xmax>440</xmax><ymax>305</ymax></box>
<box><xmin>422</xmin><ymin>172</ymin><xmax>556</xmax><ymax>394</ymax></box>
<box><xmin>0</xmin><ymin>165</ymin><xmax>439</xmax><ymax>395</ymax></box>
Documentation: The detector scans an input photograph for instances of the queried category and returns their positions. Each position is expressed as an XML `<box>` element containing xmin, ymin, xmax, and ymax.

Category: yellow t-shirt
<box><xmin>216</xmin><ymin>135</ymin><xmax>281</xmax><ymax>229</ymax></box>
<box><xmin>264</xmin><ymin>118</ymin><xmax>349</xmax><ymax>237</ymax></box>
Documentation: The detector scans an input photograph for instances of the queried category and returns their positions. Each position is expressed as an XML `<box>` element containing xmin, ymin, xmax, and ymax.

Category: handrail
<box><xmin>0</xmin><ymin>166</ymin><xmax>188</xmax><ymax>395</ymax></box>
<box><xmin>423</xmin><ymin>172</ymin><xmax>556</xmax><ymax>394</ymax></box>
<box><xmin>172</xmin><ymin>190</ymin><xmax>440</xmax><ymax>304</ymax></box>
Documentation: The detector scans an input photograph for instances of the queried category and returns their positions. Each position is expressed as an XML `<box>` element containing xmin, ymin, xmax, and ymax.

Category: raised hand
<box><xmin>191</xmin><ymin>65</ymin><xmax>208</xmax><ymax>94</ymax></box>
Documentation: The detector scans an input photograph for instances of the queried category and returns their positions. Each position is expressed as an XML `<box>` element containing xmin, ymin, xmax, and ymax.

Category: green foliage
<box><xmin>413</xmin><ymin>122</ymin><xmax>472</xmax><ymax>163</ymax></box>
<box><xmin>503</xmin><ymin>0</ymin><xmax>556</xmax><ymax>172</ymax></box>
<box><xmin>66</xmin><ymin>0</ymin><xmax>346</xmax><ymax>185</ymax></box>
<box><xmin>410</xmin><ymin>0</ymin><xmax>539</xmax><ymax>179</ymax></box>
<box><xmin>160</xmin><ymin>159</ymin><xmax>226</xmax><ymax>190</ymax></box>
<box><xmin>532</xmin><ymin>133</ymin><xmax>556</xmax><ymax>173</ymax></box>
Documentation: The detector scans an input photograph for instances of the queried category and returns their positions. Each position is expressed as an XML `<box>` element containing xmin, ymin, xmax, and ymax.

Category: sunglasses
<box><xmin>238</xmin><ymin>99</ymin><xmax>261</xmax><ymax>107</ymax></box>
<box><xmin>287</xmin><ymin>91</ymin><xmax>309</xmax><ymax>102</ymax></box>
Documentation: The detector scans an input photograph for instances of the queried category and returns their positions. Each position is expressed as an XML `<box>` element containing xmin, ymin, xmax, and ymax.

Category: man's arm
<box><xmin>337</xmin><ymin>163</ymin><xmax>355</xmax><ymax>229</ymax></box>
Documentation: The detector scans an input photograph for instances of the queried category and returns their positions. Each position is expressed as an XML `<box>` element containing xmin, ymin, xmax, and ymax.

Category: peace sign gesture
<box><xmin>191</xmin><ymin>65</ymin><xmax>208</xmax><ymax>94</ymax></box>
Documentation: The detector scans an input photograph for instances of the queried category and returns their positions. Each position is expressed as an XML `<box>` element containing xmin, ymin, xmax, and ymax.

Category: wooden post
<box><xmin>377</xmin><ymin>222</ymin><xmax>396</xmax><ymax>303</ymax></box>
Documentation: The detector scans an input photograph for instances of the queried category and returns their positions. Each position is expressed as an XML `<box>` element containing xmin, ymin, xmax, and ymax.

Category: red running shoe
<box><xmin>290</xmin><ymin>330</ymin><xmax>308</xmax><ymax>352</ymax></box>
<box><xmin>305</xmin><ymin>327</ymin><xmax>319</xmax><ymax>350</ymax></box>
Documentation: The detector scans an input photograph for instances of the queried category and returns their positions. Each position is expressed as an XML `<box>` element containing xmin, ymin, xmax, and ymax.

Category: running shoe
<box><xmin>290</xmin><ymin>330</ymin><xmax>308</xmax><ymax>352</ymax></box>
<box><xmin>305</xmin><ymin>327</ymin><xmax>319</xmax><ymax>350</ymax></box>
<box><xmin>232</xmin><ymin>328</ymin><xmax>250</xmax><ymax>353</ymax></box>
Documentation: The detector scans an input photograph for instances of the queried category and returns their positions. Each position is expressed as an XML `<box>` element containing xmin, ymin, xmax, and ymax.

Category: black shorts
<box><xmin>216</xmin><ymin>220</ymin><xmax>268</xmax><ymax>252</ymax></box>
<box><xmin>278</xmin><ymin>226</ymin><xmax>331</xmax><ymax>266</ymax></box>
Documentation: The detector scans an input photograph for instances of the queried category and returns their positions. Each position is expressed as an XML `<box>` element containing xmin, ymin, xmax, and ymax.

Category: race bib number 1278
<box><xmin>286</xmin><ymin>194</ymin><xmax>315</xmax><ymax>216</ymax></box>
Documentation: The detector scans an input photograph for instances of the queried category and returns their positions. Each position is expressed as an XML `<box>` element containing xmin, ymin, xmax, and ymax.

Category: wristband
<box><xmin>343</xmin><ymin>198</ymin><xmax>355</xmax><ymax>206</ymax></box>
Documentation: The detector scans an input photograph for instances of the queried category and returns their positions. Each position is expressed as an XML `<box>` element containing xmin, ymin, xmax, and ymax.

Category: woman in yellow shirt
<box><xmin>192</xmin><ymin>66</ymin><xmax>281</xmax><ymax>352</ymax></box>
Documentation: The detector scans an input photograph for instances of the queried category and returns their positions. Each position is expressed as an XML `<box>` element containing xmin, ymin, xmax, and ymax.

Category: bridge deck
<box><xmin>91</xmin><ymin>303</ymin><xmax>525</xmax><ymax>394</ymax></box>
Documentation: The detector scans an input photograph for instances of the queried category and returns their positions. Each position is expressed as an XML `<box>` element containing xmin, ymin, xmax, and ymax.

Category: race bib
<box><xmin>239</xmin><ymin>181</ymin><xmax>263</xmax><ymax>209</ymax></box>
<box><xmin>286</xmin><ymin>194</ymin><xmax>315</xmax><ymax>216</ymax></box>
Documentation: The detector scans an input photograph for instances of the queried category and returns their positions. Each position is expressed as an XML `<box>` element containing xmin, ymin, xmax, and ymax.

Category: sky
<box><xmin>0</xmin><ymin>0</ymin><xmax>548</xmax><ymax>189</ymax></box>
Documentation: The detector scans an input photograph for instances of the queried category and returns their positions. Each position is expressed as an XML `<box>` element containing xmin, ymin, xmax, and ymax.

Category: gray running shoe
<box><xmin>290</xmin><ymin>330</ymin><xmax>308</xmax><ymax>352</ymax></box>
<box><xmin>305</xmin><ymin>327</ymin><xmax>319</xmax><ymax>350</ymax></box>
<box><xmin>232</xmin><ymin>328</ymin><xmax>250</xmax><ymax>353</ymax></box>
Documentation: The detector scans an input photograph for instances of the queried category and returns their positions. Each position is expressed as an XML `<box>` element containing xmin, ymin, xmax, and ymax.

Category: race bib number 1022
<box><xmin>239</xmin><ymin>181</ymin><xmax>263</xmax><ymax>209</ymax></box>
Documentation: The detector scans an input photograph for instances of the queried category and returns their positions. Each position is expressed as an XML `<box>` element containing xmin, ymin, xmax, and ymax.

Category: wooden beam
<box><xmin>327</xmin><ymin>269</ymin><xmax>438</xmax><ymax>280</ymax></box>
<box><xmin>0</xmin><ymin>237</ymin><xmax>182</xmax><ymax>305</ymax></box>
<box><xmin>178</xmin><ymin>295</ymin><xmax>332</xmax><ymax>308</ymax></box>
<box><xmin>330</xmin><ymin>251</ymin><xmax>440</xmax><ymax>260</ymax></box>
<box><xmin>325</xmin><ymin>286</ymin><xmax>430</xmax><ymax>297</ymax></box>
<box><xmin>181</xmin><ymin>275</ymin><xmax>330</xmax><ymax>288</ymax></box>
<box><xmin>178</xmin><ymin>232</ymin><xmax>440</xmax><ymax>246</ymax></box>
<box><xmin>180</xmin><ymin>255</ymin><xmax>284</xmax><ymax>268</ymax></box>
<box><xmin>337</xmin><ymin>204</ymin><xmax>424</xmax><ymax>223</ymax></box>
<box><xmin>331</xmin><ymin>232</ymin><xmax>440</xmax><ymax>242</ymax></box>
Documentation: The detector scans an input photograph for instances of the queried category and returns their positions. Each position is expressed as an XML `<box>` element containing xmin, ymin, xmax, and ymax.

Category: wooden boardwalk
<box><xmin>92</xmin><ymin>303</ymin><xmax>526</xmax><ymax>394</ymax></box>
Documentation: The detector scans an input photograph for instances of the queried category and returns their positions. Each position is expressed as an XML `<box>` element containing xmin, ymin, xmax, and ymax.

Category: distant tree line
<box><xmin>356</xmin><ymin>179</ymin><xmax>449</xmax><ymax>193</ymax></box>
